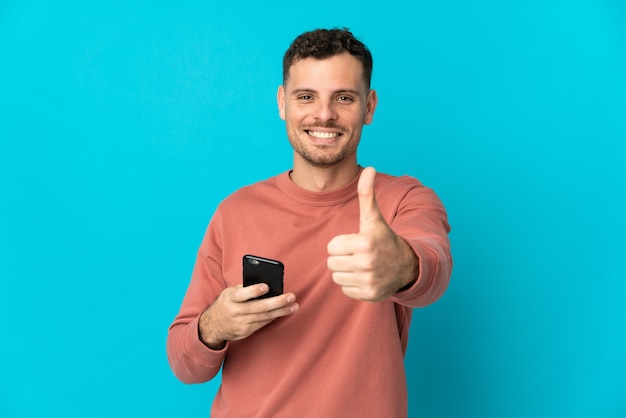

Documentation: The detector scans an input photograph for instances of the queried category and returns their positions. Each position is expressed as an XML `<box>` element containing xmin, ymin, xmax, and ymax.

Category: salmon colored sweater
<box><xmin>167</xmin><ymin>169</ymin><xmax>452</xmax><ymax>417</ymax></box>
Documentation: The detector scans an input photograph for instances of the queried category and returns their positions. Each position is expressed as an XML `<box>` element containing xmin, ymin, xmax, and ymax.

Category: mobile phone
<box><xmin>242</xmin><ymin>254</ymin><xmax>284</xmax><ymax>299</ymax></box>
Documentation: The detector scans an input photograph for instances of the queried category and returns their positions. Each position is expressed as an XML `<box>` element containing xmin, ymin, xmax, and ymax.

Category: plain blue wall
<box><xmin>1</xmin><ymin>1</ymin><xmax>625</xmax><ymax>417</ymax></box>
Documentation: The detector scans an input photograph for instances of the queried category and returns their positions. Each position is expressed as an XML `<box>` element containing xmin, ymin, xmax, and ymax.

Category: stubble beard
<box><xmin>287</xmin><ymin>124</ymin><xmax>361</xmax><ymax>168</ymax></box>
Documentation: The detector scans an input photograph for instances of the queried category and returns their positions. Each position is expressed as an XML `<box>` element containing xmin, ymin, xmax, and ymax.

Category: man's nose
<box><xmin>313</xmin><ymin>100</ymin><xmax>338</xmax><ymax>121</ymax></box>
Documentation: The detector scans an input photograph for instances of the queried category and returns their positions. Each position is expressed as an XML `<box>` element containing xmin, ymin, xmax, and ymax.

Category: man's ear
<box><xmin>364</xmin><ymin>89</ymin><xmax>378</xmax><ymax>125</ymax></box>
<box><xmin>277</xmin><ymin>85</ymin><xmax>286</xmax><ymax>120</ymax></box>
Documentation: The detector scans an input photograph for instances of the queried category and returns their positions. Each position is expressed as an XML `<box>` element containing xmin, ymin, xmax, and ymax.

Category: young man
<box><xmin>167</xmin><ymin>28</ymin><xmax>452</xmax><ymax>417</ymax></box>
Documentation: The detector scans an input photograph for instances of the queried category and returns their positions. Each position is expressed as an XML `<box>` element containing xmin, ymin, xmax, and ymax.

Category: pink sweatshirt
<box><xmin>167</xmin><ymin>170</ymin><xmax>452</xmax><ymax>417</ymax></box>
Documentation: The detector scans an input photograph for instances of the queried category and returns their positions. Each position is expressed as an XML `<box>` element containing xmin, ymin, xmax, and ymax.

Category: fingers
<box><xmin>230</xmin><ymin>283</ymin><xmax>270</xmax><ymax>303</ymax></box>
<box><xmin>248</xmin><ymin>294</ymin><xmax>300</xmax><ymax>324</ymax></box>
<box><xmin>358</xmin><ymin>166</ymin><xmax>383</xmax><ymax>232</ymax></box>
<box><xmin>327</xmin><ymin>166</ymin><xmax>383</xmax><ymax>257</ymax></box>
<box><xmin>204</xmin><ymin>288</ymin><xmax>299</xmax><ymax>344</ymax></box>
<box><xmin>253</xmin><ymin>292</ymin><xmax>298</xmax><ymax>316</ymax></box>
<box><xmin>327</xmin><ymin>250</ymin><xmax>374</xmax><ymax>273</ymax></box>
<box><xmin>327</xmin><ymin>233</ymin><xmax>359</xmax><ymax>256</ymax></box>
<box><xmin>227</xmin><ymin>287</ymin><xmax>299</xmax><ymax>319</ymax></box>
<box><xmin>330</xmin><ymin>270</ymin><xmax>384</xmax><ymax>302</ymax></box>
<box><xmin>231</xmin><ymin>285</ymin><xmax>299</xmax><ymax>317</ymax></box>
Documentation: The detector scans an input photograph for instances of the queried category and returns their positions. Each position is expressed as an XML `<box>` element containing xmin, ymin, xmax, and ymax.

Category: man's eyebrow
<box><xmin>289</xmin><ymin>88</ymin><xmax>361</xmax><ymax>95</ymax></box>
<box><xmin>333</xmin><ymin>89</ymin><xmax>361</xmax><ymax>95</ymax></box>
<box><xmin>290</xmin><ymin>88</ymin><xmax>316</xmax><ymax>95</ymax></box>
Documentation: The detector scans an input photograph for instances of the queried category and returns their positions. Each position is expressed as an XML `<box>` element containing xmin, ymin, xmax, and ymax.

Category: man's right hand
<box><xmin>198</xmin><ymin>284</ymin><xmax>299</xmax><ymax>350</ymax></box>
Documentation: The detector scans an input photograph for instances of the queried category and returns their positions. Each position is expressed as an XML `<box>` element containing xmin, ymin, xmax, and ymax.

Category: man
<box><xmin>167</xmin><ymin>28</ymin><xmax>452</xmax><ymax>417</ymax></box>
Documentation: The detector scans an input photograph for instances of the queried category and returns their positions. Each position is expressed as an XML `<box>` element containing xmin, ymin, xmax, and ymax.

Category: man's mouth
<box><xmin>306</xmin><ymin>130</ymin><xmax>341</xmax><ymax>139</ymax></box>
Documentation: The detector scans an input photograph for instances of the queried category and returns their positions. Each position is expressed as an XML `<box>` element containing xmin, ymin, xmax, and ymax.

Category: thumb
<box><xmin>358</xmin><ymin>166</ymin><xmax>383</xmax><ymax>231</ymax></box>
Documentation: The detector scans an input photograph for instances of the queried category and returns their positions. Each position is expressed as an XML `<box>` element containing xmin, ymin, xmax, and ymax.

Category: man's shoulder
<box><xmin>374</xmin><ymin>170</ymin><xmax>443</xmax><ymax>210</ymax></box>
<box><xmin>220</xmin><ymin>172</ymin><xmax>284</xmax><ymax>207</ymax></box>
<box><xmin>375</xmin><ymin>171</ymin><xmax>424</xmax><ymax>190</ymax></box>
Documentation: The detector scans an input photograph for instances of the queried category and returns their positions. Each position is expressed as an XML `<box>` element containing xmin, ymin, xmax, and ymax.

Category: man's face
<box><xmin>277</xmin><ymin>52</ymin><xmax>377</xmax><ymax>168</ymax></box>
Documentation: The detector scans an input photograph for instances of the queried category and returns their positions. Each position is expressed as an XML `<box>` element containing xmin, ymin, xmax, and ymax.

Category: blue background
<box><xmin>1</xmin><ymin>1</ymin><xmax>625</xmax><ymax>417</ymax></box>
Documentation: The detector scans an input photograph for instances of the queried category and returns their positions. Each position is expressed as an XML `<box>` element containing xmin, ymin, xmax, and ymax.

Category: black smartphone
<box><xmin>242</xmin><ymin>254</ymin><xmax>284</xmax><ymax>299</ymax></box>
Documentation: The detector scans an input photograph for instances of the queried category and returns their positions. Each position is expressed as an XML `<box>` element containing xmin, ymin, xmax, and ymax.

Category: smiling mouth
<box><xmin>306</xmin><ymin>130</ymin><xmax>341</xmax><ymax>139</ymax></box>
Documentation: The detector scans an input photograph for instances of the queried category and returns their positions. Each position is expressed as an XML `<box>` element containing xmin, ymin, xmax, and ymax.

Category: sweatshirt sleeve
<box><xmin>385</xmin><ymin>179</ymin><xmax>453</xmax><ymax>308</ymax></box>
<box><xmin>166</xmin><ymin>212</ymin><xmax>229</xmax><ymax>384</ymax></box>
<box><xmin>166</xmin><ymin>314</ymin><xmax>228</xmax><ymax>384</ymax></box>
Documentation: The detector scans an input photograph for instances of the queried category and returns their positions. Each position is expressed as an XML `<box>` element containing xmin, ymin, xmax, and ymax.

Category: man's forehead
<box><xmin>285</xmin><ymin>53</ymin><xmax>366</xmax><ymax>90</ymax></box>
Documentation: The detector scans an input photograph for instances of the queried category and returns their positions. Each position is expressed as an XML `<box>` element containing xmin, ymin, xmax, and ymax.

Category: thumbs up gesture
<box><xmin>327</xmin><ymin>167</ymin><xmax>419</xmax><ymax>302</ymax></box>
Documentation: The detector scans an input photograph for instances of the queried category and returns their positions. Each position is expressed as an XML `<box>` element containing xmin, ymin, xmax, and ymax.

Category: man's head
<box><xmin>277</xmin><ymin>28</ymin><xmax>378</xmax><ymax>173</ymax></box>
<box><xmin>282</xmin><ymin>28</ymin><xmax>373</xmax><ymax>89</ymax></box>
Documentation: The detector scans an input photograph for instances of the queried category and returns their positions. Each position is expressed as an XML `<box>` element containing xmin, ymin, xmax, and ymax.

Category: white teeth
<box><xmin>308</xmin><ymin>131</ymin><xmax>339</xmax><ymax>139</ymax></box>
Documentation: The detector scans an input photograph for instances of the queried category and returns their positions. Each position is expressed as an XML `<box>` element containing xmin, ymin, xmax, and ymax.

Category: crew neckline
<box><xmin>276</xmin><ymin>168</ymin><xmax>362</xmax><ymax>207</ymax></box>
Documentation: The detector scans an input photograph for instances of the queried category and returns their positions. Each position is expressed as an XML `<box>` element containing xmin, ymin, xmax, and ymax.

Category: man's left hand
<box><xmin>327</xmin><ymin>167</ymin><xmax>419</xmax><ymax>302</ymax></box>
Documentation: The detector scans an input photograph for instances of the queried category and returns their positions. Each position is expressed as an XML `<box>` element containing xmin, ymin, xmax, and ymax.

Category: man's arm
<box><xmin>327</xmin><ymin>167</ymin><xmax>452</xmax><ymax>307</ymax></box>
<box><xmin>167</xmin><ymin>265</ymin><xmax>298</xmax><ymax>384</ymax></box>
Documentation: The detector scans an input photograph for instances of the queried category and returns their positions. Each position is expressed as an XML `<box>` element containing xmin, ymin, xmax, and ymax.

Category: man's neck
<box><xmin>289</xmin><ymin>159</ymin><xmax>361</xmax><ymax>192</ymax></box>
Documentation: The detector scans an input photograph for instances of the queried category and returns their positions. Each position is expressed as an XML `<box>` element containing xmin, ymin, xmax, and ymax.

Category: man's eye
<box><xmin>337</xmin><ymin>96</ymin><xmax>354</xmax><ymax>102</ymax></box>
<box><xmin>297</xmin><ymin>95</ymin><xmax>313</xmax><ymax>101</ymax></box>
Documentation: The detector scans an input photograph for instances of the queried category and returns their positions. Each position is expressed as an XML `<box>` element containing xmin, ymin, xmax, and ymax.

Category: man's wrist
<box><xmin>198</xmin><ymin>309</ymin><xmax>226</xmax><ymax>350</ymax></box>
<box><xmin>396</xmin><ymin>238</ymin><xmax>420</xmax><ymax>293</ymax></box>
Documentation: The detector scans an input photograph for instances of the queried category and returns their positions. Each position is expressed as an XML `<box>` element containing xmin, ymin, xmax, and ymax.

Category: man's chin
<box><xmin>300</xmin><ymin>151</ymin><xmax>350</xmax><ymax>168</ymax></box>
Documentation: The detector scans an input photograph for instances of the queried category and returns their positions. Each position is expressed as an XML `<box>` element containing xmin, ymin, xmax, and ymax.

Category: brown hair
<box><xmin>282</xmin><ymin>28</ymin><xmax>373</xmax><ymax>88</ymax></box>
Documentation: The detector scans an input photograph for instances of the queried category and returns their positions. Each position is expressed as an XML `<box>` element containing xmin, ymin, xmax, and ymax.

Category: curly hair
<box><xmin>282</xmin><ymin>28</ymin><xmax>373</xmax><ymax>88</ymax></box>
